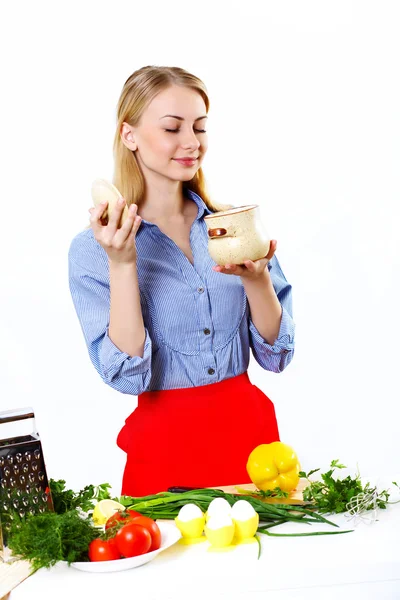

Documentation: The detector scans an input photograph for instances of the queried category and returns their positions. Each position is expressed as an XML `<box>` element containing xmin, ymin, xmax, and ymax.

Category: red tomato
<box><xmin>130</xmin><ymin>516</ymin><xmax>161</xmax><ymax>551</ymax></box>
<box><xmin>88</xmin><ymin>538</ymin><xmax>120</xmax><ymax>561</ymax></box>
<box><xmin>115</xmin><ymin>523</ymin><xmax>152</xmax><ymax>558</ymax></box>
<box><xmin>105</xmin><ymin>509</ymin><xmax>142</xmax><ymax>531</ymax></box>
<box><xmin>107</xmin><ymin>536</ymin><xmax>121</xmax><ymax>558</ymax></box>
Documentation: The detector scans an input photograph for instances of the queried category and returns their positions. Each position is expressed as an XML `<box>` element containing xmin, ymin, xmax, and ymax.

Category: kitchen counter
<box><xmin>6</xmin><ymin>479</ymin><xmax>400</xmax><ymax>600</ymax></box>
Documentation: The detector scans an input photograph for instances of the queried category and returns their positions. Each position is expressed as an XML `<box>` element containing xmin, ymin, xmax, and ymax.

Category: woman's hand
<box><xmin>212</xmin><ymin>240</ymin><xmax>277</xmax><ymax>280</ymax></box>
<box><xmin>89</xmin><ymin>198</ymin><xmax>142</xmax><ymax>265</ymax></box>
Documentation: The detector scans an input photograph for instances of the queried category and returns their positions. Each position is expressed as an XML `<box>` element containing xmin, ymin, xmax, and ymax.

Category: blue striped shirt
<box><xmin>68</xmin><ymin>189</ymin><xmax>295</xmax><ymax>394</ymax></box>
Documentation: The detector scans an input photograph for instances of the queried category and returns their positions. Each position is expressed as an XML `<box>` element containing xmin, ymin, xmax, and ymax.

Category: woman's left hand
<box><xmin>212</xmin><ymin>240</ymin><xmax>277</xmax><ymax>280</ymax></box>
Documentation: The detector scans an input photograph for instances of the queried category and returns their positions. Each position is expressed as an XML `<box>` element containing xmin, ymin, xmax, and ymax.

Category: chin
<box><xmin>168</xmin><ymin>167</ymin><xmax>200</xmax><ymax>182</ymax></box>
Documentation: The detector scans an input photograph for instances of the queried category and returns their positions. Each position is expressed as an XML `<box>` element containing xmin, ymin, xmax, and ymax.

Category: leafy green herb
<box><xmin>300</xmin><ymin>460</ymin><xmax>399</xmax><ymax>514</ymax></box>
<box><xmin>235</xmin><ymin>486</ymin><xmax>289</xmax><ymax>499</ymax></box>
<box><xmin>49</xmin><ymin>479</ymin><xmax>113</xmax><ymax>514</ymax></box>
<box><xmin>7</xmin><ymin>510</ymin><xmax>100</xmax><ymax>571</ymax></box>
<box><xmin>257</xmin><ymin>487</ymin><xmax>290</xmax><ymax>499</ymax></box>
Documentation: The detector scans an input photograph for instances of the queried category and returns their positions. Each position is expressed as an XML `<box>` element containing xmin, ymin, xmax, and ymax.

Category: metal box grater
<box><xmin>0</xmin><ymin>407</ymin><xmax>53</xmax><ymax>563</ymax></box>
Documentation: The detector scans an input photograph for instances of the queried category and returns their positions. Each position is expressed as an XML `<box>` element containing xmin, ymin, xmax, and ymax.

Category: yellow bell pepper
<box><xmin>246</xmin><ymin>442</ymin><xmax>301</xmax><ymax>493</ymax></box>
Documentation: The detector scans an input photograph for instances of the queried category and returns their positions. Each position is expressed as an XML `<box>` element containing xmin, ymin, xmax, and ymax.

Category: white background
<box><xmin>1</xmin><ymin>1</ymin><xmax>399</xmax><ymax>497</ymax></box>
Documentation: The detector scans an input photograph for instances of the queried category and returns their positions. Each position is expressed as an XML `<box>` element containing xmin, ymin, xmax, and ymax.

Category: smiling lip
<box><xmin>174</xmin><ymin>158</ymin><xmax>198</xmax><ymax>165</ymax></box>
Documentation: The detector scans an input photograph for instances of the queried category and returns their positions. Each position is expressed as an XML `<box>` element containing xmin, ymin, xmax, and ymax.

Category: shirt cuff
<box><xmin>100</xmin><ymin>327</ymin><xmax>152</xmax><ymax>378</ymax></box>
<box><xmin>249</xmin><ymin>305</ymin><xmax>295</xmax><ymax>354</ymax></box>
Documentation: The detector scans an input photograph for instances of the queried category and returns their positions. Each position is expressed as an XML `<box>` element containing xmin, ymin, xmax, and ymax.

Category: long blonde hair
<box><xmin>85</xmin><ymin>66</ymin><xmax>230</xmax><ymax>228</ymax></box>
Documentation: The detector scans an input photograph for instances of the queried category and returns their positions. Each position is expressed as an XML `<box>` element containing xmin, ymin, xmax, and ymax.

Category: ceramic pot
<box><xmin>204</xmin><ymin>204</ymin><xmax>270</xmax><ymax>266</ymax></box>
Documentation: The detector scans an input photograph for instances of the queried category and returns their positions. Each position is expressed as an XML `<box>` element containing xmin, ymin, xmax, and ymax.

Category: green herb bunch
<box><xmin>300</xmin><ymin>459</ymin><xmax>399</xmax><ymax>514</ymax></box>
<box><xmin>49</xmin><ymin>479</ymin><xmax>113</xmax><ymax>514</ymax></box>
<box><xmin>7</xmin><ymin>510</ymin><xmax>100</xmax><ymax>571</ymax></box>
<box><xmin>3</xmin><ymin>479</ymin><xmax>113</xmax><ymax>570</ymax></box>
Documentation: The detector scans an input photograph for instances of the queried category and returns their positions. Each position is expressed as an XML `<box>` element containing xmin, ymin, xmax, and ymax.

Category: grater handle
<box><xmin>0</xmin><ymin>406</ymin><xmax>36</xmax><ymax>425</ymax></box>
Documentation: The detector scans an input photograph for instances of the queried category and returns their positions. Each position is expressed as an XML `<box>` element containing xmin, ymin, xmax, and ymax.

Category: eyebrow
<box><xmin>160</xmin><ymin>115</ymin><xmax>208</xmax><ymax>121</ymax></box>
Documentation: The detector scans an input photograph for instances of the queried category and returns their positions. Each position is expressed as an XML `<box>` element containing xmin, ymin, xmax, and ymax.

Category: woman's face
<box><xmin>122</xmin><ymin>85</ymin><xmax>208</xmax><ymax>182</ymax></box>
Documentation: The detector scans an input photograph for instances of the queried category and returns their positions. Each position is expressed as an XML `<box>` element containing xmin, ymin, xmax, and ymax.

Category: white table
<box><xmin>8</xmin><ymin>482</ymin><xmax>400</xmax><ymax>600</ymax></box>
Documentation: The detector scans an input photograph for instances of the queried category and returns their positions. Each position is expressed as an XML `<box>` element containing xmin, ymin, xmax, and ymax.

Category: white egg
<box><xmin>231</xmin><ymin>500</ymin><xmax>257</xmax><ymax>521</ymax></box>
<box><xmin>206</xmin><ymin>514</ymin><xmax>234</xmax><ymax>530</ymax></box>
<box><xmin>177</xmin><ymin>503</ymin><xmax>204</xmax><ymax>522</ymax></box>
<box><xmin>207</xmin><ymin>497</ymin><xmax>232</xmax><ymax>518</ymax></box>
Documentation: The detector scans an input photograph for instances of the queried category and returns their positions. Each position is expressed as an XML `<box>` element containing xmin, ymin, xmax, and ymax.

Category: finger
<box><xmin>257</xmin><ymin>258</ymin><xmax>270</xmax><ymax>271</ymax></box>
<box><xmin>127</xmin><ymin>215</ymin><xmax>142</xmax><ymax>245</ymax></box>
<box><xmin>218</xmin><ymin>264</ymin><xmax>235</xmax><ymax>274</ymax></box>
<box><xmin>212</xmin><ymin>265</ymin><xmax>231</xmax><ymax>274</ymax></box>
<box><xmin>225</xmin><ymin>264</ymin><xmax>240</xmax><ymax>273</ymax></box>
<box><xmin>266</xmin><ymin>240</ymin><xmax>277</xmax><ymax>260</ymax></box>
<box><xmin>92</xmin><ymin>202</ymin><xmax>108</xmax><ymax>220</ymax></box>
<box><xmin>89</xmin><ymin>206</ymin><xmax>107</xmax><ymax>226</ymax></box>
<box><xmin>107</xmin><ymin>197</ymin><xmax>127</xmax><ymax>235</ymax></box>
<box><xmin>114</xmin><ymin>204</ymin><xmax>139</xmax><ymax>245</ymax></box>
<box><xmin>131</xmin><ymin>213</ymin><xmax>142</xmax><ymax>235</ymax></box>
<box><xmin>90</xmin><ymin>202</ymin><xmax>108</xmax><ymax>235</ymax></box>
<box><xmin>243</xmin><ymin>260</ymin><xmax>256</xmax><ymax>272</ymax></box>
<box><xmin>126</xmin><ymin>205</ymin><xmax>142</xmax><ymax>238</ymax></box>
<box><xmin>216</xmin><ymin>264</ymin><xmax>242</xmax><ymax>276</ymax></box>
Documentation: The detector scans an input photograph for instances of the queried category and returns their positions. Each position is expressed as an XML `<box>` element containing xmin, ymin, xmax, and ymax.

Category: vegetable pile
<box><xmin>3</xmin><ymin>449</ymin><xmax>398</xmax><ymax>571</ymax></box>
<box><xmin>119</xmin><ymin>487</ymin><xmax>338</xmax><ymax>531</ymax></box>
<box><xmin>4</xmin><ymin>481</ymin><xmax>348</xmax><ymax>570</ymax></box>
<box><xmin>89</xmin><ymin>509</ymin><xmax>161</xmax><ymax>561</ymax></box>
<box><xmin>5</xmin><ymin>482</ymin><xmax>162</xmax><ymax>571</ymax></box>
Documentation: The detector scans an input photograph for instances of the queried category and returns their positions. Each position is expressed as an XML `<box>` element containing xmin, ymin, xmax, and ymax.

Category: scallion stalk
<box><xmin>122</xmin><ymin>488</ymin><xmax>342</xmax><ymax>532</ymax></box>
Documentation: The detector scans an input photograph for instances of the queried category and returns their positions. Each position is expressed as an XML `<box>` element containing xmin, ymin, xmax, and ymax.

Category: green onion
<box><xmin>122</xmin><ymin>488</ymin><xmax>347</xmax><ymax>534</ymax></box>
<box><xmin>258</xmin><ymin>528</ymin><xmax>354</xmax><ymax>537</ymax></box>
<box><xmin>255</xmin><ymin>534</ymin><xmax>262</xmax><ymax>559</ymax></box>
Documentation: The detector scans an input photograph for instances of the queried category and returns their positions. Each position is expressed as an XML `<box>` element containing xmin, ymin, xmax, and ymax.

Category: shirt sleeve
<box><xmin>68</xmin><ymin>233</ymin><xmax>152</xmax><ymax>395</ymax></box>
<box><xmin>248</xmin><ymin>255</ymin><xmax>295</xmax><ymax>373</ymax></box>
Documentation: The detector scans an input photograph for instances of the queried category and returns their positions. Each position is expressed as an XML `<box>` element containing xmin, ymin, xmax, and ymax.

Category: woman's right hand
<box><xmin>89</xmin><ymin>198</ymin><xmax>142</xmax><ymax>264</ymax></box>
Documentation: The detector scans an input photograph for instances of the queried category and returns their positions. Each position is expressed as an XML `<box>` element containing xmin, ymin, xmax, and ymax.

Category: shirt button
<box><xmin>197</xmin><ymin>287</ymin><xmax>204</xmax><ymax>293</ymax></box>
<box><xmin>207</xmin><ymin>368</ymin><xmax>215</xmax><ymax>375</ymax></box>
<box><xmin>203</xmin><ymin>328</ymin><xmax>211</xmax><ymax>335</ymax></box>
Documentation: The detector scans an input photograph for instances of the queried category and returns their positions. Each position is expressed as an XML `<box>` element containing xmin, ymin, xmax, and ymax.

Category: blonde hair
<box><xmin>86</xmin><ymin>66</ymin><xmax>231</xmax><ymax>229</ymax></box>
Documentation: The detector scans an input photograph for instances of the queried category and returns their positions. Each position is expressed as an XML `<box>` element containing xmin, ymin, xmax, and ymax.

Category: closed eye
<box><xmin>165</xmin><ymin>129</ymin><xmax>207</xmax><ymax>133</ymax></box>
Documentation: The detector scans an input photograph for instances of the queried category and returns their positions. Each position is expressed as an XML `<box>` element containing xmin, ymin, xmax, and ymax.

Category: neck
<box><xmin>138</xmin><ymin>178</ymin><xmax>189</xmax><ymax>223</ymax></box>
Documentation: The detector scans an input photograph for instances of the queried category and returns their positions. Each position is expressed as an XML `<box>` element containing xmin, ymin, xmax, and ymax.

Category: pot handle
<box><xmin>208</xmin><ymin>228</ymin><xmax>227</xmax><ymax>238</ymax></box>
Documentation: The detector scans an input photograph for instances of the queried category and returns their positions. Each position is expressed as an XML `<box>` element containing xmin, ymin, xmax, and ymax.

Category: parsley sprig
<box><xmin>300</xmin><ymin>459</ymin><xmax>399</xmax><ymax>514</ymax></box>
<box><xmin>49</xmin><ymin>479</ymin><xmax>113</xmax><ymax>514</ymax></box>
<box><xmin>235</xmin><ymin>486</ymin><xmax>289</xmax><ymax>499</ymax></box>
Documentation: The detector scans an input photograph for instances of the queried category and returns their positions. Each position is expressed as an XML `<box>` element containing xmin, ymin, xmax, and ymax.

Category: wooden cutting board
<box><xmin>0</xmin><ymin>554</ymin><xmax>32</xmax><ymax>599</ymax></box>
<box><xmin>217</xmin><ymin>478</ymin><xmax>308</xmax><ymax>504</ymax></box>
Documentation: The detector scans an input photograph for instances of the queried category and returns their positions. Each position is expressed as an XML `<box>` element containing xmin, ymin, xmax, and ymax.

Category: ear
<box><xmin>120</xmin><ymin>122</ymin><xmax>137</xmax><ymax>151</ymax></box>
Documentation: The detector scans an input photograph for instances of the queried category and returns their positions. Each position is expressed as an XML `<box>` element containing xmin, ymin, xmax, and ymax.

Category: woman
<box><xmin>68</xmin><ymin>65</ymin><xmax>295</xmax><ymax>496</ymax></box>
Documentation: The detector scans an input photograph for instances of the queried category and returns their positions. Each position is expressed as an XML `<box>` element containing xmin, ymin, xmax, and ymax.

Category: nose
<box><xmin>180</xmin><ymin>127</ymin><xmax>201</xmax><ymax>150</ymax></box>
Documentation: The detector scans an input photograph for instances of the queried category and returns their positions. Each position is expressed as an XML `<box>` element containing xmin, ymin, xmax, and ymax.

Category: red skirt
<box><xmin>117</xmin><ymin>372</ymin><xmax>280</xmax><ymax>497</ymax></box>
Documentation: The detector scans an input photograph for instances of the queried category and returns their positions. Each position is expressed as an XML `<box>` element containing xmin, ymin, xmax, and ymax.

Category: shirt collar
<box><xmin>185</xmin><ymin>188</ymin><xmax>213</xmax><ymax>220</ymax></box>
